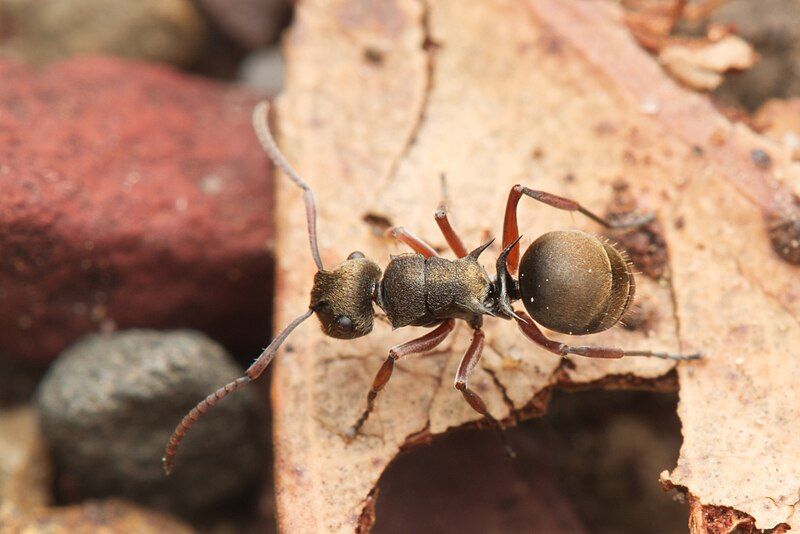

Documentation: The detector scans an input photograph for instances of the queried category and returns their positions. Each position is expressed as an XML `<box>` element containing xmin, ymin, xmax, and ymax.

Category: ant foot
<box><xmin>648</xmin><ymin>351</ymin><xmax>702</xmax><ymax>361</ymax></box>
<box><xmin>670</xmin><ymin>351</ymin><xmax>702</xmax><ymax>361</ymax></box>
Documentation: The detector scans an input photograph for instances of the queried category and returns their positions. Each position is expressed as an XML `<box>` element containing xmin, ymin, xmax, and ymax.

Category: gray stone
<box><xmin>0</xmin><ymin>0</ymin><xmax>208</xmax><ymax>66</ymax></box>
<box><xmin>36</xmin><ymin>330</ymin><xmax>264</xmax><ymax>517</ymax></box>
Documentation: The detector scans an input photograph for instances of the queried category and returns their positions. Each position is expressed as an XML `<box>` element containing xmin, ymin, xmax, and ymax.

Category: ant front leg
<box><xmin>455</xmin><ymin>328</ymin><xmax>515</xmax><ymax>457</ymax></box>
<box><xmin>501</xmin><ymin>184</ymin><xmax>653</xmax><ymax>273</ymax></box>
<box><xmin>346</xmin><ymin>319</ymin><xmax>455</xmax><ymax>440</ymax></box>
<box><xmin>514</xmin><ymin>311</ymin><xmax>701</xmax><ymax>361</ymax></box>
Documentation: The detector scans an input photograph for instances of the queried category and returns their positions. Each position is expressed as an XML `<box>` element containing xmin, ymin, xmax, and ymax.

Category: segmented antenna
<box><xmin>163</xmin><ymin>307</ymin><xmax>314</xmax><ymax>474</ymax></box>
<box><xmin>163</xmin><ymin>377</ymin><xmax>251</xmax><ymax>475</ymax></box>
<box><xmin>252</xmin><ymin>101</ymin><xmax>324</xmax><ymax>271</ymax></box>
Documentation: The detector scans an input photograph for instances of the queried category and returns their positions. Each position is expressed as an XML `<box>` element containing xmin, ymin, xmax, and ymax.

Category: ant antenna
<box><xmin>163</xmin><ymin>308</ymin><xmax>313</xmax><ymax>475</ymax></box>
<box><xmin>252</xmin><ymin>101</ymin><xmax>324</xmax><ymax>271</ymax></box>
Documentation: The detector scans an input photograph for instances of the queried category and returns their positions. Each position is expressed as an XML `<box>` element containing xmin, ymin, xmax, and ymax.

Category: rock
<box><xmin>198</xmin><ymin>0</ymin><xmax>291</xmax><ymax>49</ymax></box>
<box><xmin>36</xmin><ymin>330</ymin><xmax>265</xmax><ymax>517</ymax></box>
<box><xmin>3</xmin><ymin>499</ymin><xmax>193</xmax><ymax>533</ymax></box>
<box><xmin>239</xmin><ymin>47</ymin><xmax>285</xmax><ymax>95</ymax></box>
<box><xmin>0</xmin><ymin>407</ymin><xmax>191</xmax><ymax>534</ymax></box>
<box><xmin>0</xmin><ymin>407</ymin><xmax>51</xmax><ymax>512</ymax></box>
<box><xmin>0</xmin><ymin>0</ymin><xmax>208</xmax><ymax>67</ymax></box>
<box><xmin>0</xmin><ymin>57</ymin><xmax>274</xmax><ymax>364</ymax></box>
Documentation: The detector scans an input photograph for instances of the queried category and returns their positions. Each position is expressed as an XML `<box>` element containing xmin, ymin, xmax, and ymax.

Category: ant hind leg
<box><xmin>501</xmin><ymin>184</ymin><xmax>653</xmax><ymax>274</ymax></box>
<box><xmin>514</xmin><ymin>311</ymin><xmax>701</xmax><ymax>361</ymax></box>
<box><xmin>434</xmin><ymin>174</ymin><xmax>469</xmax><ymax>258</ymax></box>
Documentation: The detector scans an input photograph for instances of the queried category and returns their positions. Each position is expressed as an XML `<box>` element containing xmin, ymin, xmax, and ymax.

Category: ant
<box><xmin>163</xmin><ymin>101</ymin><xmax>701</xmax><ymax>474</ymax></box>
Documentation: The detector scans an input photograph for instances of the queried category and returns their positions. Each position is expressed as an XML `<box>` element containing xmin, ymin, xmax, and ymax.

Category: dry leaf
<box><xmin>271</xmin><ymin>0</ymin><xmax>800</xmax><ymax>532</ymax></box>
<box><xmin>659</xmin><ymin>35</ymin><xmax>757</xmax><ymax>90</ymax></box>
<box><xmin>623</xmin><ymin>0</ymin><xmax>686</xmax><ymax>51</ymax></box>
<box><xmin>620</xmin><ymin>0</ymin><xmax>755</xmax><ymax>91</ymax></box>
<box><xmin>621</xmin><ymin>0</ymin><xmax>732</xmax><ymax>51</ymax></box>
<box><xmin>682</xmin><ymin>0</ymin><xmax>731</xmax><ymax>21</ymax></box>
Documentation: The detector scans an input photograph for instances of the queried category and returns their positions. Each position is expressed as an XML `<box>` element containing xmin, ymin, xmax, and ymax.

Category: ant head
<box><xmin>310</xmin><ymin>252</ymin><xmax>382</xmax><ymax>339</ymax></box>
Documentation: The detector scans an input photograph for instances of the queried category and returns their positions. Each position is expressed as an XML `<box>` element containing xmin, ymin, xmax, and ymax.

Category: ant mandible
<box><xmin>163</xmin><ymin>101</ymin><xmax>701</xmax><ymax>473</ymax></box>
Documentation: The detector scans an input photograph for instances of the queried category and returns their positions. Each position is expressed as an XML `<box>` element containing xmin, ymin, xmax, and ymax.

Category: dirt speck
<box><xmin>594</xmin><ymin>120</ymin><xmax>617</xmax><ymax>135</ymax></box>
<box><xmin>750</xmin><ymin>148</ymin><xmax>772</xmax><ymax>169</ymax></box>
<box><xmin>768</xmin><ymin>215</ymin><xmax>800</xmax><ymax>265</ymax></box>
<box><xmin>709</xmin><ymin>129</ymin><xmax>726</xmax><ymax>146</ymax></box>
<box><xmin>604</xmin><ymin>180</ymin><xmax>668</xmax><ymax>280</ymax></box>
<box><xmin>622</xmin><ymin>149</ymin><xmax>637</xmax><ymax>165</ymax></box>
<box><xmin>363</xmin><ymin>47</ymin><xmax>385</xmax><ymax>65</ymax></box>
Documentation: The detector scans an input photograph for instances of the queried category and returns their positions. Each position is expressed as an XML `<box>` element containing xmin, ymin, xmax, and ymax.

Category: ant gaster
<box><xmin>163</xmin><ymin>101</ymin><xmax>701</xmax><ymax>473</ymax></box>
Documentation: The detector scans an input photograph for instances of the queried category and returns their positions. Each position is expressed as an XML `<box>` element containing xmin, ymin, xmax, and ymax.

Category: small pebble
<box><xmin>36</xmin><ymin>330</ymin><xmax>264</xmax><ymax>517</ymax></box>
<box><xmin>239</xmin><ymin>46</ymin><xmax>285</xmax><ymax>95</ymax></box>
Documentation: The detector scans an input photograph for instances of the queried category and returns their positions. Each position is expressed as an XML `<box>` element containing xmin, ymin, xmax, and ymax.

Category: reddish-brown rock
<box><xmin>0</xmin><ymin>57</ymin><xmax>274</xmax><ymax>363</ymax></box>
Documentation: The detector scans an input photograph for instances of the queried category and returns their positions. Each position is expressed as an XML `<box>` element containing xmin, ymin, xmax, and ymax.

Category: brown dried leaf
<box><xmin>272</xmin><ymin>0</ymin><xmax>800</xmax><ymax>532</ymax></box>
<box><xmin>659</xmin><ymin>35</ymin><xmax>757</xmax><ymax>90</ymax></box>
<box><xmin>682</xmin><ymin>0</ymin><xmax>731</xmax><ymax>22</ymax></box>
<box><xmin>623</xmin><ymin>0</ymin><xmax>686</xmax><ymax>51</ymax></box>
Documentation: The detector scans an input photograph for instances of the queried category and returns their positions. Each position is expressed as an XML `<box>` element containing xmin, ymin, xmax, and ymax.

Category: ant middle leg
<box><xmin>514</xmin><ymin>311</ymin><xmax>701</xmax><ymax>361</ymax></box>
<box><xmin>389</xmin><ymin>227</ymin><xmax>437</xmax><ymax>258</ymax></box>
<box><xmin>346</xmin><ymin>319</ymin><xmax>456</xmax><ymax>440</ymax></box>
<box><xmin>434</xmin><ymin>174</ymin><xmax>469</xmax><ymax>258</ymax></box>
<box><xmin>455</xmin><ymin>328</ymin><xmax>515</xmax><ymax>457</ymax></box>
<box><xmin>501</xmin><ymin>184</ymin><xmax>653</xmax><ymax>273</ymax></box>
<box><xmin>435</xmin><ymin>207</ymin><xmax>468</xmax><ymax>258</ymax></box>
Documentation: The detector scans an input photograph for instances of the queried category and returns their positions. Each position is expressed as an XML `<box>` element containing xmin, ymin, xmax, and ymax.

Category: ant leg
<box><xmin>514</xmin><ymin>311</ymin><xmax>701</xmax><ymax>361</ymax></box>
<box><xmin>389</xmin><ymin>226</ymin><xmax>438</xmax><ymax>258</ymax></box>
<box><xmin>455</xmin><ymin>329</ymin><xmax>515</xmax><ymax>457</ymax></box>
<box><xmin>434</xmin><ymin>207</ymin><xmax>468</xmax><ymax>258</ymax></box>
<box><xmin>347</xmin><ymin>319</ymin><xmax>455</xmax><ymax>439</ymax></box>
<box><xmin>434</xmin><ymin>174</ymin><xmax>468</xmax><ymax>258</ymax></box>
<box><xmin>501</xmin><ymin>184</ymin><xmax>653</xmax><ymax>273</ymax></box>
<box><xmin>435</xmin><ymin>207</ymin><xmax>468</xmax><ymax>258</ymax></box>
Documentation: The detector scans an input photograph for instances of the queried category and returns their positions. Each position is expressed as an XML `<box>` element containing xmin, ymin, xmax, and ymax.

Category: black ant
<box><xmin>163</xmin><ymin>101</ymin><xmax>701</xmax><ymax>474</ymax></box>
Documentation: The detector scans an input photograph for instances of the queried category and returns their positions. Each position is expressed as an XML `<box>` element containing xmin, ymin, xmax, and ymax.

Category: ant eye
<box><xmin>336</xmin><ymin>316</ymin><xmax>353</xmax><ymax>332</ymax></box>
